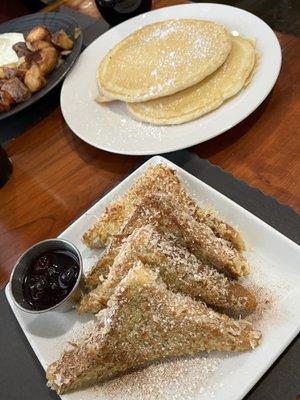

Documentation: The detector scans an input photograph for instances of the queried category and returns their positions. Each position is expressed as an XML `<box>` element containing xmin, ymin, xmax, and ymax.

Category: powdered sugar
<box><xmin>100</xmin><ymin>19</ymin><xmax>231</xmax><ymax>101</ymax></box>
<box><xmin>96</xmin><ymin>355</ymin><xmax>221</xmax><ymax>400</ymax></box>
<box><xmin>143</xmin><ymin>21</ymin><xmax>179</xmax><ymax>41</ymax></box>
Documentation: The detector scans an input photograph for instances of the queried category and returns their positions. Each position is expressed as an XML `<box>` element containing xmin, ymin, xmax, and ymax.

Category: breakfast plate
<box><xmin>61</xmin><ymin>3</ymin><xmax>281</xmax><ymax>155</ymax></box>
<box><xmin>0</xmin><ymin>12</ymin><xmax>82</xmax><ymax>120</ymax></box>
<box><xmin>6</xmin><ymin>156</ymin><xmax>300</xmax><ymax>400</ymax></box>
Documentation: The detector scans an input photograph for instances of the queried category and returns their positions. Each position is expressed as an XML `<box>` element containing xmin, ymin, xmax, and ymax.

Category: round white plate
<box><xmin>61</xmin><ymin>3</ymin><xmax>281</xmax><ymax>155</ymax></box>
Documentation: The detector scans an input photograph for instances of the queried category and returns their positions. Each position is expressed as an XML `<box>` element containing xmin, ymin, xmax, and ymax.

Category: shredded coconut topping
<box><xmin>48</xmin><ymin>264</ymin><xmax>261</xmax><ymax>394</ymax></box>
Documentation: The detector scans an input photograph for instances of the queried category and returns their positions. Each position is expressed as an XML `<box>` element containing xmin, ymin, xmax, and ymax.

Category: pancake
<box><xmin>127</xmin><ymin>36</ymin><xmax>255</xmax><ymax>125</ymax></box>
<box><xmin>98</xmin><ymin>19</ymin><xmax>232</xmax><ymax>102</ymax></box>
<box><xmin>95</xmin><ymin>92</ymin><xmax>114</xmax><ymax>104</ymax></box>
<box><xmin>95</xmin><ymin>70</ymin><xmax>115</xmax><ymax>103</ymax></box>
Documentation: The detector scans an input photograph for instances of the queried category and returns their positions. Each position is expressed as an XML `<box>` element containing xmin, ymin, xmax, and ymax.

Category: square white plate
<box><xmin>6</xmin><ymin>156</ymin><xmax>300</xmax><ymax>400</ymax></box>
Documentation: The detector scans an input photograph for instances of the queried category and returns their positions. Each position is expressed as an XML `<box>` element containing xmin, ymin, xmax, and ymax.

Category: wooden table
<box><xmin>0</xmin><ymin>0</ymin><xmax>299</xmax><ymax>289</ymax></box>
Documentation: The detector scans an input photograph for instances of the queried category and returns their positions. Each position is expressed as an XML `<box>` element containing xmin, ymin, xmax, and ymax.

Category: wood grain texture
<box><xmin>0</xmin><ymin>113</ymin><xmax>138</xmax><ymax>287</ymax></box>
<box><xmin>0</xmin><ymin>0</ymin><xmax>299</xmax><ymax>289</ymax></box>
<box><xmin>194</xmin><ymin>31</ymin><xmax>300</xmax><ymax>211</ymax></box>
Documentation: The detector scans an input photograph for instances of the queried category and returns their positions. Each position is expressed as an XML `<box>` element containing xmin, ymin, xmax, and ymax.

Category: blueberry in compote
<box><xmin>48</xmin><ymin>266</ymin><xmax>57</xmax><ymax>278</ymax></box>
<box><xmin>34</xmin><ymin>276</ymin><xmax>48</xmax><ymax>293</ymax></box>
<box><xmin>58</xmin><ymin>266</ymin><xmax>78</xmax><ymax>289</ymax></box>
<box><xmin>34</xmin><ymin>255</ymin><xmax>52</xmax><ymax>274</ymax></box>
<box><xmin>50</xmin><ymin>279</ymin><xmax>59</xmax><ymax>292</ymax></box>
<box><xmin>22</xmin><ymin>250</ymin><xmax>79</xmax><ymax>310</ymax></box>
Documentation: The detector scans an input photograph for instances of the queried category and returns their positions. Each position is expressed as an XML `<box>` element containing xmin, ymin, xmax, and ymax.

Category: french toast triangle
<box><xmin>77</xmin><ymin>225</ymin><xmax>256</xmax><ymax>317</ymax></box>
<box><xmin>85</xmin><ymin>193</ymin><xmax>249</xmax><ymax>289</ymax></box>
<box><xmin>47</xmin><ymin>263</ymin><xmax>261</xmax><ymax>394</ymax></box>
<box><xmin>82</xmin><ymin>163</ymin><xmax>245</xmax><ymax>251</ymax></box>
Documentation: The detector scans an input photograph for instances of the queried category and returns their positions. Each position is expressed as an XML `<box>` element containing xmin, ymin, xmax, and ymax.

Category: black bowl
<box><xmin>0</xmin><ymin>12</ymin><xmax>83</xmax><ymax>121</ymax></box>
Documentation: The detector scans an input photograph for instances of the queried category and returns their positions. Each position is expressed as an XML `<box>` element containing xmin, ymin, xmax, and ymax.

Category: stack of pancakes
<box><xmin>96</xmin><ymin>19</ymin><xmax>256</xmax><ymax>125</ymax></box>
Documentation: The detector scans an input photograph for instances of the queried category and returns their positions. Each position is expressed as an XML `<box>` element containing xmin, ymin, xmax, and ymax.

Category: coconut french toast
<box><xmin>77</xmin><ymin>225</ymin><xmax>256</xmax><ymax>317</ymax></box>
<box><xmin>85</xmin><ymin>193</ymin><xmax>249</xmax><ymax>288</ymax></box>
<box><xmin>82</xmin><ymin>164</ymin><xmax>245</xmax><ymax>251</ymax></box>
<box><xmin>47</xmin><ymin>263</ymin><xmax>261</xmax><ymax>394</ymax></box>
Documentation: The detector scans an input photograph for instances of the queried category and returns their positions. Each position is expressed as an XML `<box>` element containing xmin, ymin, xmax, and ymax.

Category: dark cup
<box><xmin>9</xmin><ymin>238</ymin><xmax>83</xmax><ymax>314</ymax></box>
<box><xmin>95</xmin><ymin>0</ymin><xmax>152</xmax><ymax>26</ymax></box>
<box><xmin>0</xmin><ymin>146</ymin><xmax>12</xmax><ymax>188</ymax></box>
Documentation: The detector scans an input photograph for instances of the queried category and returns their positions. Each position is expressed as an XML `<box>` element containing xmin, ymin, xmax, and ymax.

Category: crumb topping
<box><xmin>47</xmin><ymin>264</ymin><xmax>261</xmax><ymax>394</ymax></box>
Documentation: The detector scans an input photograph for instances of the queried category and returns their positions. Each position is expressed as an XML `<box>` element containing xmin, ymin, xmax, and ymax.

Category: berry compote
<box><xmin>22</xmin><ymin>250</ymin><xmax>79</xmax><ymax>310</ymax></box>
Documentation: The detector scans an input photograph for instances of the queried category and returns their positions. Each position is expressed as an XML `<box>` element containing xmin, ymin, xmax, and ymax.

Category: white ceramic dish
<box><xmin>60</xmin><ymin>3</ymin><xmax>281</xmax><ymax>155</ymax></box>
<box><xmin>6</xmin><ymin>156</ymin><xmax>300</xmax><ymax>400</ymax></box>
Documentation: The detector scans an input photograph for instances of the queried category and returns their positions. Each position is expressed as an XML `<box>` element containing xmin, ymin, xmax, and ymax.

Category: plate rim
<box><xmin>60</xmin><ymin>3</ymin><xmax>282</xmax><ymax>155</ymax></box>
